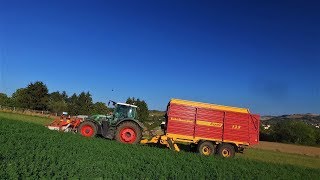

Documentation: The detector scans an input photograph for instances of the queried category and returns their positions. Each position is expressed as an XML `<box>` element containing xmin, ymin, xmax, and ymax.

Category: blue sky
<box><xmin>0</xmin><ymin>0</ymin><xmax>319</xmax><ymax>115</ymax></box>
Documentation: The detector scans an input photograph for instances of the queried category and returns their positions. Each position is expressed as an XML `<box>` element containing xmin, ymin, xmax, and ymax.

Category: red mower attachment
<box><xmin>47</xmin><ymin>115</ymin><xmax>82</xmax><ymax>132</ymax></box>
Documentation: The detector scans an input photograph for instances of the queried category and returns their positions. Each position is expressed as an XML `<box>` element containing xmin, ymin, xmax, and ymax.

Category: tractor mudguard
<box><xmin>115</xmin><ymin>119</ymin><xmax>145</xmax><ymax>131</ymax></box>
<box><xmin>81</xmin><ymin>120</ymin><xmax>107</xmax><ymax>136</ymax></box>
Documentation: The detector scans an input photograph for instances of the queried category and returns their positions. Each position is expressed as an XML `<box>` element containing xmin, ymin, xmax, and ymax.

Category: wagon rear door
<box><xmin>249</xmin><ymin>114</ymin><xmax>260</xmax><ymax>145</ymax></box>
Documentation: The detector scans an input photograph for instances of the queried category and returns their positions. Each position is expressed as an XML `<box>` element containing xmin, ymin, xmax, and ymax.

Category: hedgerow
<box><xmin>0</xmin><ymin>117</ymin><xmax>319</xmax><ymax>179</ymax></box>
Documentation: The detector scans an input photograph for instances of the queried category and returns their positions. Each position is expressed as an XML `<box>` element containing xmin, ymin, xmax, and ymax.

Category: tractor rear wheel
<box><xmin>78</xmin><ymin>121</ymin><xmax>97</xmax><ymax>137</ymax></box>
<box><xmin>217</xmin><ymin>143</ymin><xmax>235</xmax><ymax>158</ymax></box>
<box><xmin>198</xmin><ymin>141</ymin><xmax>215</xmax><ymax>156</ymax></box>
<box><xmin>115</xmin><ymin>122</ymin><xmax>142</xmax><ymax>144</ymax></box>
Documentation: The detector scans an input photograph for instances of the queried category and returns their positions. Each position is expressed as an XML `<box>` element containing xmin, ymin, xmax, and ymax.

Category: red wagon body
<box><xmin>165</xmin><ymin>99</ymin><xmax>260</xmax><ymax>148</ymax></box>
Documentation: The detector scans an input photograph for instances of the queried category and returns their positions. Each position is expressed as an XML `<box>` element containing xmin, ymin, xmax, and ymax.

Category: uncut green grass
<box><xmin>1</xmin><ymin>111</ymin><xmax>319</xmax><ymax>169</ymax></box>
<box><xmin>1</xmin><ymin>112</ymin><xmax>320</xmax><ymax>168</ymax></box>
<box><xmin>1</xmin><ymin>113</ymin><xmax>320</xmax><ymax>179</ymax></box>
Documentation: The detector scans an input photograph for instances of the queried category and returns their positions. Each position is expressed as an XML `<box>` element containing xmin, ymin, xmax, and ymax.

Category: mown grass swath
<box><xmin>0</xmin><ymin>114</ymin><xmax>319</xmax><ymax>179</ymax></box>
<box><xmin>0</xmin><ymin>111</ymin><xmax>53</xmax><ymax>125</ymax></box>
<box><xmin>240</xmin><ymin>148</ymin><xmax>320</xmax><ymax>169</ymax></box>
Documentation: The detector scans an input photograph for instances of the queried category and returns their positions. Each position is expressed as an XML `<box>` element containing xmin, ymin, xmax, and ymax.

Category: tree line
<box><xmin>0</xmin><ymin>81</ymin><xmax>149</xmax><ymax>121</ymax></box>
<box><xmin>260</xmin><ymin>120</ymin><xmax>320</xmax><ymax>146</ymax></box>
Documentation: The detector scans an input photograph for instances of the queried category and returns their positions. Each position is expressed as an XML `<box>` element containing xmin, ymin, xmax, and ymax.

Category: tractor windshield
<box><xmin>114</xmin><ymin>104</ymin><xmax>136</xmax><ymax>120</ymax></box>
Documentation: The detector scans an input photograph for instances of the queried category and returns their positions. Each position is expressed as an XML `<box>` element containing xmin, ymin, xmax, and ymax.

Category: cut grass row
<box><xmin>0</xmin><ymin>112</ymin><xmax>319</xmax><ymax>179</ymax></box>
<box><xmin>0</xmin><ymin>111</ymin><xmax>53</xmax><ymax>125</ymax></box>
<box><xmin>239</xmin><ymin>148</ymin><xmax>320</xmax><ymax>169</ymax></box>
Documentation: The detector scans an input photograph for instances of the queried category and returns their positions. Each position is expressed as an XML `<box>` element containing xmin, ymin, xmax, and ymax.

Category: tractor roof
<box><xmin>117</xmin><ymin>102</ymin><xmax>138</xmax><ymax>108</ymax></box>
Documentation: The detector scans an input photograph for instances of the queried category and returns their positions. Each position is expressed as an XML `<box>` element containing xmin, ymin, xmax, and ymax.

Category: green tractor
<box><xmin>78</xmin><ymin>101</ymin><xmax>144</xmax><ymax>144</ymax></box>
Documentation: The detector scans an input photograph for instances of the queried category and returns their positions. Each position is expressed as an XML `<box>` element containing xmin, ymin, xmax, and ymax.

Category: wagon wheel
<box><xmin>198</xmin><ymin>141</ymin><xmax>215</xmax><ymax>156</ymax></box>
<box><xmin>217</xmin><ymin>144</ymin><xmax>235</xmax><ymax>158</ymax></box>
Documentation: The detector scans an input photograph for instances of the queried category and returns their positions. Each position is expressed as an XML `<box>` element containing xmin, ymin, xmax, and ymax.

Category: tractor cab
<box><xmin>110</xmin><ymin>102</ymin><xmax>138</xmax><ymax>122</ymax></box>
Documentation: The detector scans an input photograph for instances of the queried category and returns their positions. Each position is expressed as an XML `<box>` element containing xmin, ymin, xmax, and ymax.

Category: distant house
<box><xmin>263</xmin><ymin>124</ymin><xmax>271</xmax><ymax>130</ymax></box>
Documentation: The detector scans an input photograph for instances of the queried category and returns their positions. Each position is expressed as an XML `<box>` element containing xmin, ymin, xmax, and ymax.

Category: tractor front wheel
<box><xmin>115</xmin><ymin>122</ymin><xmax>142</xmax><ymax>144</ymax></box>
<box><xmin>78</xmin><ymin>121</ymin><xmax>97</xmax><ymax>137</ymax></box>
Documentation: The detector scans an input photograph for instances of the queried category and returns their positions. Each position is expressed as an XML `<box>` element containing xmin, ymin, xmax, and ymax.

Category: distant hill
<box><xmin>146</xmin><ymin>110</ymin><xmax>166</xmax><ymax>130</ymax></box>
<box><xmin>149</xmin><ymin>110</ymin><xmax>165</xmax><ymax>116</ymax></box>
<box><xmin>149</xmin><ymin>111</ymin><xmax>320</xmax><ymax>125</ymax></box>
<box><xmin>262</xmin><ymin>114</ymin><xmax>320</xmax><ymax>126</ymax></box>
<box><xmin>148</xmin><ymin>111</ymin><xmax>320</xmax><ymax>127</ymax></box>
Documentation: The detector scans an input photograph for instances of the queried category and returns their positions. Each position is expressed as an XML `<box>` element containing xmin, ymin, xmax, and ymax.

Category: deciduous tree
<box><xmin>0</xmin><ymin>93</ymin><xmax>11</xmax><ymax>106</ymax></box>
<box><xmin>92</xmin><ymin>102</ymin><xmax>110</xmax><ymax>114</ymax></box>
<box><xmin>126</xmin><ymin>97</ymin><xmax>149</xmax><ymax>122</ymax></box>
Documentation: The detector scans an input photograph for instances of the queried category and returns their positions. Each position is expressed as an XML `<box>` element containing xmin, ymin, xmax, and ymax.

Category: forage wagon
<box><xmin>47</xmin><ymin>98</ymin><xmax>260</xmax><ymax>158</ymax></box>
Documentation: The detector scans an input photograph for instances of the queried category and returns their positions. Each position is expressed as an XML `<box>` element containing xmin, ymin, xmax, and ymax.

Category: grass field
<box><xmin>0</xmin><ymin>111</ymin><xmax>319</xmax><ymax>179</ymax></box>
